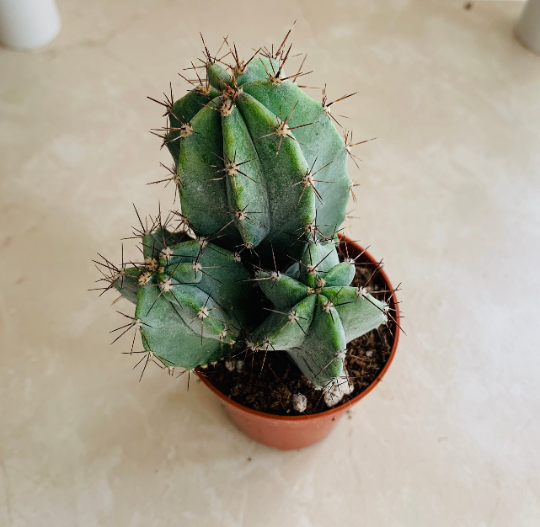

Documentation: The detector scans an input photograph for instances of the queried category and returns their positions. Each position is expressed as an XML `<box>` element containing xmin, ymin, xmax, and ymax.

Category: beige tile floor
<box><xmin>1</xmin><ymin>0</ymin><xmax>540</xmax><ymax>525</ymax></box>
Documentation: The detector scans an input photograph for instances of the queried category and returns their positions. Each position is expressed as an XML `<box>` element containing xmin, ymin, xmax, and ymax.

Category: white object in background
<box><xmin>0</xmin><ymin>0</ymin><xmax>60</xmax><ymax>50</ymax></box>
<box><xmin>516</xmin><ymin>0</ymin><xmax>540</xmax><ymax>55</ymax></box>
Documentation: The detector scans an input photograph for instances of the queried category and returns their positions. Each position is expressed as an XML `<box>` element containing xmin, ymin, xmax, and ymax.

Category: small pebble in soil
<box><xmin>292</xmin><ymin>393</ymin><xmax>308</xmax><ymax>413</ymax></box>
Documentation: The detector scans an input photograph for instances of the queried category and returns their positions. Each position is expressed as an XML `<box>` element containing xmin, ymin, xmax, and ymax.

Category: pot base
<box><xmin>224</xmin><ymin>400</ymin><xmax>346</xmax><ymax>450</ymax></box>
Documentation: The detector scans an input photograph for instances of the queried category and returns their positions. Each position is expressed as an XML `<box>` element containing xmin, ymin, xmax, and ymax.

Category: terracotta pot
<box><xmin>197</xmin><ymin>236</ymin><xmax>400</xmax><ymax>450</ymax></box>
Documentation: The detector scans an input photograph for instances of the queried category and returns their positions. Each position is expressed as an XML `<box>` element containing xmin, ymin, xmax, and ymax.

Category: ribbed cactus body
<box><xmin>252</xmin><ymin>240</ymin><xmax>387</xmax><ymax>388</ymax></box>
<box><xmin>164</xmin><ymin>58</ymin><xmax>350</xmax><ymax>264</ymax></box>
<box><xmin>96</xmin><ymin>30</ymin><xmax>393</xmax><ymax>396</ymax></box>
<box><xmin>113</xmin><ymin>230</ymin><xmax>260</xmax><ymax>368</ymax></box>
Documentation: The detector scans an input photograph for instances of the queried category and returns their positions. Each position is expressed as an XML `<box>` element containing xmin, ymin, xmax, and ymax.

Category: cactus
<box><xmin>95</xmin><ymin>211</ymin><xmax>261</xmax><ymax>373</ymax></box>
<box><xmin>93</xmin><ymin>25</ymin><xmax>394</xmax><ymax>402</ymax></box>
<box><xmin>251</xmin><ymin>239</ymin><xmax>388</xmax><ymax>388</ymax></box>
<box><xmin>150</xmin><ymin>28</ymin><xmax>356</xmax><ymax>265</ymax></box>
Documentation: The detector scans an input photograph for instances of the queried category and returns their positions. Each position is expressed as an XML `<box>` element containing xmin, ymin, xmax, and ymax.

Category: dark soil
<box><xmin>201</xmin><ymin>249</ymin><xmax>397</xmax><ymax>415</ymax></box>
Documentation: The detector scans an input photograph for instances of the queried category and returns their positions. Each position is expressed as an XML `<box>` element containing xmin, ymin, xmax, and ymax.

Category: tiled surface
<box><xmin>1</xmin><ymin>0</ymin><xmax>539</xmax><ymax>525</ymax></box>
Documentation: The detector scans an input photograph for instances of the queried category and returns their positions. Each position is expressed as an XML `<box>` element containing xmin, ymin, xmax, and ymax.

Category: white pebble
<box><xmin>236</xmin><ymin>360</ymin><xmax>245</xmax><ymax>372</ymax></box>
<box><xmin>225</xmin><ymin>360</ymin><xmax>235</xmax><ymax>372</ymax></box>
<box><xmin>292</xmin><ymin>393</ymin><xmax>307</xmax><ymax>413</ymax></box>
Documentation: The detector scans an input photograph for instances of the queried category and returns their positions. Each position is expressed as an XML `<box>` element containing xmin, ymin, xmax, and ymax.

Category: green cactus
<box><xmin>250</xmin><ymin>239</ymin><xmax>388</xmax><ymax>388</ymax></box>
<box><xmin>94</xmin><ymin>26</ymin><xmax>393</xmax><ymax>402</ymax></box>
<box><xmin>150</xmin><ymin>33</ymin><xmax>355</xmax><ymax>266</ymax></box>
<box><xmin>97</xmin><ymin>212</ymin><xmax>261</xmax><ymax>371</ymax></box>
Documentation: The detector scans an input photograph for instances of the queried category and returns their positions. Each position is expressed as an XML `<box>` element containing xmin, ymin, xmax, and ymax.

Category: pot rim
<box><xmin>196</xmin><ymin>235</ymin><xmax>400</xmax><ymax>421</ymax></box>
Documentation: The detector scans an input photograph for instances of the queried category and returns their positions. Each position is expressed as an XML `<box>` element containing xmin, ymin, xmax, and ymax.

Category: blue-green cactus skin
<box><xmin>252</xmin><ymin>240</ymin><xmax>387</xmax><ymax>388</ymax></box>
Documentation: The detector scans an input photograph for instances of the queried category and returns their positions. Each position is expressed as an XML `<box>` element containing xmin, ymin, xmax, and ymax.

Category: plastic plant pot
<box><xmin>197</xmin><ymin>235</ymin><xmax>400</xmax><ymax>450</ymax></box>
